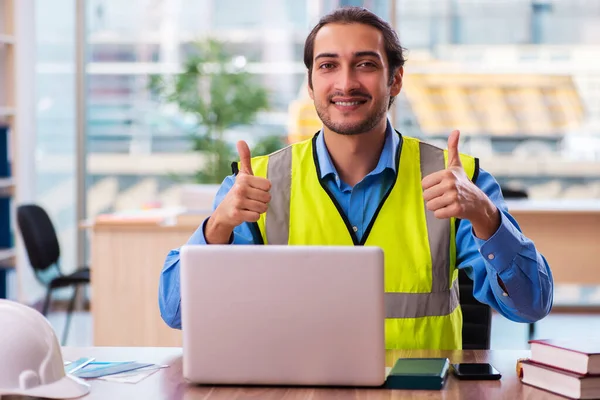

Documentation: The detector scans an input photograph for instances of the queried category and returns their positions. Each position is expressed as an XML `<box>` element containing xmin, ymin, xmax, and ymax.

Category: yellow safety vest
<box><xmin>239</xmin><ymin>131</ymin><xmax>478</xmax><ymax>350</ymax></box>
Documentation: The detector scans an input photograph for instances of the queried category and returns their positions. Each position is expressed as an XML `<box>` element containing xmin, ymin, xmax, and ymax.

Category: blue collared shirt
<box><xmin>159</xmin><ymin>121</ymin><xmax>554</xmax><ymax>329</ymax></box>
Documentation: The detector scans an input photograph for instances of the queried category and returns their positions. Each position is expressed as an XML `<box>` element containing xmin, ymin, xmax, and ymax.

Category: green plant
<box><xmin>149</xmin><ymin>38</ymin><xmax>270</xmax><ymax>183</ymax></box>
<box><xmin>251</xmin><ymin>135</ymin><xmax>287</xmax><ymax>157</ymax></box>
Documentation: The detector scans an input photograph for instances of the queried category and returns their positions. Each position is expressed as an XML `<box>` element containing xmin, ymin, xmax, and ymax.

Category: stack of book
<box><xmin>519</xmin><ymin>338</ymin><xmax>600</xmax><ymax>399</ymax></box>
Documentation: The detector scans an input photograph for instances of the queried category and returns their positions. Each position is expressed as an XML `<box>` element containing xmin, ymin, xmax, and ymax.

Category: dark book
<box><xmin>0</xmin><ymin>197</ymin><xmax>10</xmax><ymax>248</ymax></box>
<box><xmin>0</xmin><ymin>125</ymin><xmax>9</xmax><ymax>177</ymax></box>
<box><xmin>384</xmin><ymin>358</ymin><xmax>450</xmax><ymax>390</ymax></box>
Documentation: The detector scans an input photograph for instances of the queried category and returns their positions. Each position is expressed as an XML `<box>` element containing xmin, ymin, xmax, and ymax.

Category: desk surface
<box><xmin>83</xmin><ymin>199</ymin><xmax>600</xmax><ymax>230</ymax></box>
<box><xmin>62</xmin><ymin>347</ymin><xmax>565</xmax><ymax>399</ymax></box>
<box><xmin>506</xmin><ymin>199</ymin><xmax>600</xmax><ymax>213</ymax></box>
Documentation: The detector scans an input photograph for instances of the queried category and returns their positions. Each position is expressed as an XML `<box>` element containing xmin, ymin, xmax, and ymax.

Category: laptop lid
<box><xmin>180</xmin><ymin>245</ymin><xmax>385</xmax><ymax>387</ymax></box>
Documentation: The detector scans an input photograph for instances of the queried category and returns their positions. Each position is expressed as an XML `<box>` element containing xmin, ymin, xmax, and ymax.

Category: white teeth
<box><xmin>335</xmin><ymin>101</ymin><xmax>361</xmax><ymax>106</ymax></box>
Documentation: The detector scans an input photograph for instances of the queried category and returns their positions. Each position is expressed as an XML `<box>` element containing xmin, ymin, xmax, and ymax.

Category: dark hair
<box><xmin>303</xmin><ymin>7</ymin><xmax>407</xmax><ymax>107</ymax></box>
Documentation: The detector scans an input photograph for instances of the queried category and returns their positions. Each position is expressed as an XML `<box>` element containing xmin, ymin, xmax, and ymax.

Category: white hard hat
<box><xmin>0</xmin><ymin>299</ymin><xmax>90</xmax><ymax>398</ymax></box>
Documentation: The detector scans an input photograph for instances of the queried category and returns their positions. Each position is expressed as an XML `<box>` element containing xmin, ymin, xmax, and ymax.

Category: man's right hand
<box><xmin>205</xmin><ymin>140</ymin><xmax>272</xmax><ymax>244</ymax></box>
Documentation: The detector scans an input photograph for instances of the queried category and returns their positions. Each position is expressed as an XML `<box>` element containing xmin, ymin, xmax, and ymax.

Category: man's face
<box><xmin>308</xmin><ymin>23</ymin><xmax>402</xmax><ymax>136</ymax></box>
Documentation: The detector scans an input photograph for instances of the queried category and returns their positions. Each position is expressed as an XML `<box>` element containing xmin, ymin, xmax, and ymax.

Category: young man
<box><xmin>159</xmin><ymin>7</ymin><xmax>553</xmax><ymax>349</ymax></box>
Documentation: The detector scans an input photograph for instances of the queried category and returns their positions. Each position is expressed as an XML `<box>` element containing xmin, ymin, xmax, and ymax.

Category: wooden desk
<box><xmin>89</xmin><ymin>212</ymin><xmax>208</xmax><ymax>347</ymax></box>
<box><xmin>507</xmin><ymin>200</ymin><xmax>600</xmax><ymax>285</ymax></box>
<box><xmin>87</xmin><ymin>201</ymin><xmax>600</xmax><ymax>347</ymax></box>
<box><xmin>62</xmin><ymin>347</ymin><xmax>567</xmax><ymax>399</ymax></box>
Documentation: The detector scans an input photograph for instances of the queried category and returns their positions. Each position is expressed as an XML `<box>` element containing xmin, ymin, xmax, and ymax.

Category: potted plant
<box><xmin>149</xmin><ymin>38</ymin><xmax>286</xmax><ymax>208</ymax></box>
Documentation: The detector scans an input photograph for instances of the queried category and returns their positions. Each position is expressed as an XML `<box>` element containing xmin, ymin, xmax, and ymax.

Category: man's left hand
<box><xmin>421</xmin><ymin>129</ymin><xmax>501</xmax><ymax>240</ymax></box>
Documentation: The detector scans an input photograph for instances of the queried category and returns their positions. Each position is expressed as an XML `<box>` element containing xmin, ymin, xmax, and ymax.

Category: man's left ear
<box><xmin>391</xmin><ymin>66</ymin><xmax>403</xmax><ymax>96</ymax></box>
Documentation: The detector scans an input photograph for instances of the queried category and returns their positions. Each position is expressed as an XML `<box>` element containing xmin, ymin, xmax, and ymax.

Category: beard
<box><xmin>314</xmin><ymin>90</ymin><xmax>389</xmax><ymax>136</ymax></box>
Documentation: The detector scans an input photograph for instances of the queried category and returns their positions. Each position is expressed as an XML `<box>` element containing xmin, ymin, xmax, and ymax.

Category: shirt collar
<box><xmin>316</xmin><ymin>118</ymin><xmax>399</xmax><ymax>180</ymax></box>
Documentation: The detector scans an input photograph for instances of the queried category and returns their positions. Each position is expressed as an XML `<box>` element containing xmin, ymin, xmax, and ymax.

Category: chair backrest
<box><xmin>459</xmin><ymin>269</ymin><xmax>492</xmax><ymax>349</ymax></box>
<box><xmin>500</xmin><ymin>186</ymin><xmax>528</xmax><ymax>199</ymax></box>
<box><xmin>16</xmin><ymin>204</ymin><xmax>60</xmax><ymax>272</ymax></box>
<box><xmin>457</xmin><ymin>185</ymin><xmax>527</xmax><ymax>348</ymax></box>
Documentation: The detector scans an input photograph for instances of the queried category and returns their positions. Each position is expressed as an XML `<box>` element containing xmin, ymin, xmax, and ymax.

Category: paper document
<box><xmin>64</xmin><ymin>357</ymin><xmax>170</xmax><ymax>383</ymax></box>
<box><xmin>75</xmin><ymin>362</ymin><xmax>153</xmax><ymax>379</ymax></box>
<box><xmin>65</xmin><ymin>359</ymin><xmax>170</xmax><ymax>383</ymax></box>
<box><xmin>65</xmin><ymin>357</ymin><xmax>95</xmax><ymax>374</ymax></box>
<box><xmin>98</xmin><ymin>364</ymin><xmax>170</xmax><ymax>384</ymax></box>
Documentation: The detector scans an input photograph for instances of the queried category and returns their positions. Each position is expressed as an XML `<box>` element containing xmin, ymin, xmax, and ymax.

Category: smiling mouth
<box><xmin>332</xmin><ymin>100</ymin><xmax>367</xmax><ymax>106</ymax></box>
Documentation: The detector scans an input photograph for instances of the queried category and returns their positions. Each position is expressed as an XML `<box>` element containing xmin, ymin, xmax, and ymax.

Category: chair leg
<box><xmin>42</xmin><ymin>287</ymin><xmax>52</xmax><ymax>316</ymax></box>
<box><xmin>62</xmin><ymin>286</ymin><xmax>79</xmax><ymax>346</ymax></box>
<box><xmin>528</xmin><ymin>322</ymin><xmax>535</xmax><ymax>340</ymax></box>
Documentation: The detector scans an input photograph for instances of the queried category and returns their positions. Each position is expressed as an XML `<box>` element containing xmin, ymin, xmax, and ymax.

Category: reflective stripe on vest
<box><xmin>265</xmin><ymin>147</ymin><xmax>292</xmax><ymax>246</ymax></box>
<box><xmin>262</xmin><ymin>140</ymin><xmax>458</xmax><ymax>319</ymax></box>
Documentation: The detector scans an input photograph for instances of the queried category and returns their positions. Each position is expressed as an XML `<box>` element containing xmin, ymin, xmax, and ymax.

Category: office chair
<box><xmin>16</xmin><ymin>204</ymin><xmax>90</xmax><ymax>345</ymax></box>
<box><xmin>501</xmin><ymin>187</ymin><xmax>528</xmax><ymax>200</ymax></box>
<box><xmin>459</xmin><ymin>268</ymin><xmax>492</xmax><ymax>349</ymax></box>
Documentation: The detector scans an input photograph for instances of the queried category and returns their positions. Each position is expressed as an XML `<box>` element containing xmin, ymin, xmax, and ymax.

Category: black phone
<box><xmin>451</xmin><ymin>363</ymin><xmax>502</xmax><ymax>380</ymax></box>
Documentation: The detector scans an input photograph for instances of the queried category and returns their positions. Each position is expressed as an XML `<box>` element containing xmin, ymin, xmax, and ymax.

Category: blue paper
<box><xmin>65</xmin><ymin>357</ymin><xmax>95</xmax><ymax>374</ymax></box>
<box><xmin>84</xmin><ymin>361</ymin><xmax>132</xmax><ymax>369</ymax></box>
<box><xmin>74</xmin><ymin>362</ymin><xmax>154</xmax><ymax>379</ymax></box>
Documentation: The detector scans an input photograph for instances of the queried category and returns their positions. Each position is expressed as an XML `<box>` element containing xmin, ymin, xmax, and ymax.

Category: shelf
<box><xmin>0</xmin><ymin>107</ymin><xmax>15</xmax><ymax>117</ymax></box>
<box><xmin>0</xmin><ymin>248</ymin><xmax>15</xmax><ymax>268</ymax></box>
<box><xmin>484</xmin><ymin>156</ymin><xmax>600</xmax><ymax>178</ymax></box>
<box><xmin>0</xmin><ymin>178</ymin><xmax>13</xmax><ymax>195</ymax></box>
<box><xmin>419</xmin><ymin>133</ymin><xmax>566</xmax><ymax>142</ymax></box>
<box><xmin>0</xmin><ymin>0</ymin><xmax>17</xmax><ymax>297</ymax></box>
<box><xmin>0</xmin><ymin>178</ymin><xmax>12</xmax><ymax>188</ymax></box>
<box><xmin>506</xmin><ymin>199</ymin><xmax>600</xmax><ymax>213</ymax></box>
<box><xmin>0</xmin><ymin>35</ymin><xmax>15</xmax><ymax>45</ymax></box>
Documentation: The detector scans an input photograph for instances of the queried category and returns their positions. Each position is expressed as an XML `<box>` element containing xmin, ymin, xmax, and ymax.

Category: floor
<box><xmin>47</xmin><ymin>310</ymin><xmax>600</xmax><ymax>349</ymax></box>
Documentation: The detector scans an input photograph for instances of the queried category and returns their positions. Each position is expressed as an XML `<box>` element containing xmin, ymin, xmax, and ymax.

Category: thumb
<box><xmin>237</xmin><ymin>140</ymin><xmax>254</xmax><ymax>176</ymax></box>
<box><xmin>447</xmin><ymin>129</ymin><xmax>462</xmax><ymax>168</ymax></box>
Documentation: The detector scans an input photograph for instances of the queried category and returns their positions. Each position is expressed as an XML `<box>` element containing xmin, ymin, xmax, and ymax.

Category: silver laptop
<box><xmin>179</xmin><ymin>245</ymin><xmax>385</xmax><ymax>387</ymax></box>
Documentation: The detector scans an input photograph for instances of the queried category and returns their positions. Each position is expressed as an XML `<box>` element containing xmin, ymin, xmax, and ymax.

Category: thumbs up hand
<box><xmin>446</xmin><ymin>129</ymin><xmax>463</xmax><ymax>169</ymax></box>
<box><xmin>205</xmin><ymin>140</ymin><xmax>272</xmax><ymax>244</ymax></box>
<box><xmin>421</xmin><ymin>130</ymin><xmax>500</xmax><ymax>240</ymax></box>
<box><xmin>237</xmin><ymin>140</ymin><xmax>254</xmax><ymax>176</ymax></box>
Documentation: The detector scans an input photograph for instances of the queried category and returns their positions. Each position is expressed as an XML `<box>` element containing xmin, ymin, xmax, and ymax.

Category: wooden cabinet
<box><xmin>88</xmin><ymin>212</ymin><xmax>208</xmax><ymax>346</ymax></box>
<box><xmin>0</xmin><ymin>0</ymin><xmax>16</xmax><ymax>297</ymax></box>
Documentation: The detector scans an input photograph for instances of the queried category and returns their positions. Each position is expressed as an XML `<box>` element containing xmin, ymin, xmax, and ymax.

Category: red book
<box><xmin>520</xmin><ymin>359</ymin><xmax>600</xmax><ymax>399</ymax></box>
<box><xmin>529</xmin><ymin>339</ymin><xmax>600</xmax><ymax>375</ymax></box>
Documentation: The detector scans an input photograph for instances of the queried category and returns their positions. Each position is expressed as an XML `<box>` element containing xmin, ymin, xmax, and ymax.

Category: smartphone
<box><xmin>451</xmin><ymin>363</ymin><xmax>502</xmax><ymax>380</ymax></box>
